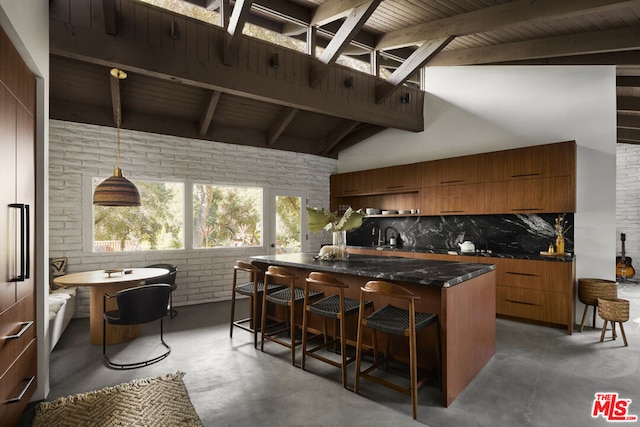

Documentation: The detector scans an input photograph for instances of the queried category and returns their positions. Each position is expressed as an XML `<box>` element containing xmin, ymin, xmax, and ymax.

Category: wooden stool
<box><xmin>578</xmin><ymin>278</ymin><xmax>617</xmax><ymax>332</ymax></box>
<box><xmin>229</xmin><ymin>261</ymin><xmax>284</xmax><ymax>348</ymax></box>
<box><xmin>354</xmin><ymin>280</ymin><xmax>440</xmax><ymax>420</ymax></box>
<box><xmin>301</xmin><ymin>272</ymin><xmax>372</xmax><ymax>388</ymax></box>
<box><xmin>597</xmin><ymin>298</ymin><xmax>630</xmax><ymax>347</ymax></box>
<box><xmin>260</xmin><ymin>266</ymin><xmax>323</xmax><ymax>365</ymax></box>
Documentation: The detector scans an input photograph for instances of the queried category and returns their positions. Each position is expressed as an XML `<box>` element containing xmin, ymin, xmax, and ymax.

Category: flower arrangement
<box><xmin>554</xmin><ymin>213</ymin><xmax>572</xmax><ymax>253</ymax></box>
<box><xmin>554</xmin><ymin>213</ymin><xmax>572</xmax><ymax>237</ymax></box>
<box><xmin>307</xmin><ymin>206</ymin><xmax>365</xmax><ymax>261</ymax></box>
<box><xmin>306</xmin><ymin>206</ymin><xmax>365</xmax><ymax>233</ymax></box>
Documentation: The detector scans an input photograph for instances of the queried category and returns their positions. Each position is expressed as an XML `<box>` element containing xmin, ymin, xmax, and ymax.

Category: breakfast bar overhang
<box><xmin>252</xmin><ymin>253</ymin><xmax>497</xmax><ymax>407</ymax></box>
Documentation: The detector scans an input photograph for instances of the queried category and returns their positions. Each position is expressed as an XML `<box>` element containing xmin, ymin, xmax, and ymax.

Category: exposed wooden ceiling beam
<box><xmin>49</xmin><ymin>18</ymin><xmax>424</xmax><ymax>132</ymax></box>
<box><xmin>618</xmin><ymin>76</ymin><xmax>640</xmax><ymax>87</ymax></box>
<box><xmin>322</xmin><ymin>120</ymin><xmax>360</xmax><ymax>155</ymax></box>
<box><xmin>309</xmin><ymin>0</ymin><xmax>380</xmax><ymax>87</ymax></box>
<box><xmin>199</xmin><ymin>91</ymin><xmax>222</xmax><ymax>136</ymax></box>
<box><xmin>619</xmin><ymin>114</ymin><xmax>640</xmax><ymax>129</ymax></box>
<box><xmin>376</xmin><ymin>0</ymin><xmax>640</xmax><ymax>51</ymax></box>
<box><xmin>50</xmin><ymin>98</ymin><xmax>328</xmax><ymax>156</ymax></box>
<box><xmin>311</xmin><ymin>0</ymin><xmax>373</xmax><ymax>27</ymax></box>
<box><xmin>618</xmin><ymin>96</ymin><xmax>640</xmax><ymax>113</ymax></box>
<box><xmin>327</xmin><ymin>124</ymin><xmax>386</xmax><ymax>155</ymax></box>
<box><xmin>428</xmin><ymin>26</ymin><xmax>640</xmax><ymax>66</ymax></box>
<box><xmin>223</xmin><ymin>0</ymin><xmax>254</xmax><ymax>65</ymax></box>
<box><xmin>619</xmin><ymin>128</ymin><xmax>640</xmax><ymax>142</ymax></box>
<box><xmin>267</xmin><ymin>107</ymin><xmax>299</xmax><ymax>146</ymax></box>
<box><xmin>376</xmin><ymin>35</ymin><xmax>454</xmax><ymax>104</ymax></box>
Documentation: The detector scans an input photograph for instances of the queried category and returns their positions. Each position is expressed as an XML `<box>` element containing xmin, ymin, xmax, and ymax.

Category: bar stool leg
<box><xmin>290</xmin><ymin>291</ymin><xmax>296</xmax><ymax>366</ymax></box>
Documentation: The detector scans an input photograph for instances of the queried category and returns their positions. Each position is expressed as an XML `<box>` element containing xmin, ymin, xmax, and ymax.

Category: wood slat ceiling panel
<box><xmin>50</xmin><ymin>57</ymin><xmax>111</xmax><ymax>109</ymax></box>
<box><xmin>443</xmin><ymin>5</ymin><xmax>640</xmax><ymax>52</ymax></box>
<box><xmin>120</xmin><ymin>74</ymin><xmax>208</xmax><ymax>121</ymax></box>
<box><xmin>211</xmin><ymin>95</ymin><xmax>282</xmax><ymax>131</ymax></box>
<box><xmin>282</xmin><ymin>109</ymin><xmax>343</xmax><ymax>139</ymax></box>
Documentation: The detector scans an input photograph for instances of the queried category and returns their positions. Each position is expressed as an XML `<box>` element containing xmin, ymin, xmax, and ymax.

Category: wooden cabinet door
<box><xmin>485</xmin><ymin>176</ymin><xmax>575</xmax><ymax>214</ymax></box>
<box><xmin>421</xmin><ymin>183</ymin><xmax>485</xmax><ymax>215</ymax></box>
<box><xmin>370</xmin><ymin>163</ymin><xmax>420</xmax><ymax>193</ymax></box>
<box><xmin>16</xmin><ymin>101</ymin><xmax>35</xmax><ymax>302</ymax></box>
<box><xmin>331</xmin><ymin>170</ymin><xmax>371</xmax><ymax>196</ymax></box>
<box><xmin>422</xmin><ymin>155</ymin><xmax>486</xmax><ymax>187</ymax></box>
<box><xmin>0</xmin><ymin>85</ymin><xmax>17</xmax><ymax>313</ymax></box>
<box><xmin>486</xmin><ymin>141</ymin><xmax>576</xmax><ymax>182</ymax></box>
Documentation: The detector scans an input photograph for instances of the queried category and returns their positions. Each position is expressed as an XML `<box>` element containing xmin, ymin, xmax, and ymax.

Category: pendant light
<box><xmin>93</xmin><ymin>68</ymin><xmax>141</xmax><ymax>207</ymax></box>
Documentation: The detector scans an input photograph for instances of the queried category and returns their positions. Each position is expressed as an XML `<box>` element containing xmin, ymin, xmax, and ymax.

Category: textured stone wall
<box><xmin>616</xmin><ymin>143</ymin><xmax>640</xmax><ymax>273</ymax></box>
<box><xmin>49</xmin><ymin>120</ymin><xmax>336</xmax><ymax>318</ymax></box>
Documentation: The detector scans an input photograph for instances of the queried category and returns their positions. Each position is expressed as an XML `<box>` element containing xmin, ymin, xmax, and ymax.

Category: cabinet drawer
<box><xmin>0</xmin><ymin>338</ymin><xmax>37</xmax><ymax>427</ymax></box>
<box><xmin>497</xmin><ymin>286</ymin><xmax>570</xmax><ymax>325</ymax></box>
<box><xmin>0</xmin><ymin>293</ymin><xmax>35</xmax><ymax>378</ymax></box>
<box><xmin>498</xmin><ymin>259</ymin><xmax>572</xmax><ymax>292</ymax></box>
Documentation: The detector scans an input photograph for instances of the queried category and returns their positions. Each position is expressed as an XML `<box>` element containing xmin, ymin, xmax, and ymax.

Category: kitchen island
<box><xmin>252</xmin><ymin>253</ymin><xmax>496</xmax><ymax>407</ymax></box>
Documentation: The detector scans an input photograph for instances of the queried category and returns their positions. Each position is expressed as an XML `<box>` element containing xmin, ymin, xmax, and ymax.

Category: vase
<box><xmin>556</xmin><ymin>234</ymin><xmax>565</xmax><ymax>254</ymax></box>
<box><xmin>332</xmin><ymin>230</ymin><xmax>349</xmax><ymax>260</ymax></box>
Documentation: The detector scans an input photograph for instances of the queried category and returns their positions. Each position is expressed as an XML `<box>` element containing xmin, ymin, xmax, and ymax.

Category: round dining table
<box><xmin>53</xmin><ymin>268</ymin><xmax>169</xmax><ymax>345</ymax></box>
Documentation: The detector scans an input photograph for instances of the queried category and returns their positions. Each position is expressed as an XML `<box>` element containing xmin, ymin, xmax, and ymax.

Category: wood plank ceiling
<box><xmin>49</xmin><ymin>0</ymin><xmax>640</xmax><ymax>158</ymax></box>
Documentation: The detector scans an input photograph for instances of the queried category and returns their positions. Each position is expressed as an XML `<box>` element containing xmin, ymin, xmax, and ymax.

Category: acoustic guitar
<box><xmin>616</xmin><ymin>233</ymin><xmax>635</xmax><ymax>279</ymax></box>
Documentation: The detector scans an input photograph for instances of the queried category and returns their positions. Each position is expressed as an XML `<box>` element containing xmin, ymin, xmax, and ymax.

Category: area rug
<box><xmin>32</xmin><ymin>372</ymin><xmax>202</xmax><ymax>427</ymax></box>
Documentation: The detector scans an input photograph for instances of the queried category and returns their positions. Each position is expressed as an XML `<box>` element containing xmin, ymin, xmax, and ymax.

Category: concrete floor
<box><xmin>20</xmin><ymin>283</ymin><xmax>640</xmax><ymax>427</ymax></box>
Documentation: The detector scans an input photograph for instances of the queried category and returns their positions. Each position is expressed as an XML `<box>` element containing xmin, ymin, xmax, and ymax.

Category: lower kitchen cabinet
<box><xmin>349</xmin><ymin>248</ymin><xmax>576</xmax><ymax>334</ymax></box>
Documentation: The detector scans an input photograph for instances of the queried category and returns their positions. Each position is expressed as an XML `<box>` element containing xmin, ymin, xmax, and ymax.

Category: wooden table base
<box><xmin>89</xmin><ymin>284</ymin><xmax>141</xmax><ymax>345</ymax></box>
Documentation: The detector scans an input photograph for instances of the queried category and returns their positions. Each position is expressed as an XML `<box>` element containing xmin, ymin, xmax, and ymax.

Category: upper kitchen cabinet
<box><xmin>331</xmin><ymin>170</ymin><xmax>372</xmax><ymax>197</ymax></box>
<box><xmin>370</xmin><ymin>163</ymin><xmax>421</xmax><ymax>193</ymax></box>
<box><xmin>422</xmin><ymin>154</ymin><xmax>487</xmax><ymax>187</ymax></box>
<box><xmin>330</xmin><ymin>164</ymin><xmax>421</xmax><ymax>213</ymax></box>
<box><xmin>485</xmin><ymin>141</ymin><xmax>576</xmax><ymax>182</ymax></box>
<box><xmin>485</xmin><ymin>176</ymin><xmax>576</xmax><ymax>214</ymax></box>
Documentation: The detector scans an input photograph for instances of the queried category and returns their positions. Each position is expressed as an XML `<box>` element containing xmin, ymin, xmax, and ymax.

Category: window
<box><xmin>193</xmin><ymin>184</ymin><xmax>262</xmax><ymax>248</ymax></box>
<box><xmin>93</xmin><ymin>180</ymin><xmax>184</xmax><ymax>252</ymax></box>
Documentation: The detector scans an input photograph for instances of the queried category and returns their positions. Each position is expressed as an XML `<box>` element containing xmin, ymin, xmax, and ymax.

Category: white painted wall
<box><xmin>49</xmin><ymin>121</ymin><xmax>335</xmax><ymax>317</ymax></box>
<box><xmin>1</xmin><ymin>0</ymin><xmax>50</xmax><ymax>401</ymax></box>
<box><xmin>339</xmin><ymin>66</ymin><xmax>618</xmax><ymax>322</ymax></box>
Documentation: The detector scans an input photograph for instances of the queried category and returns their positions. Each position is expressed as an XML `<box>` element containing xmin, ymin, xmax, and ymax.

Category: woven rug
<box><xmin>32</xmin><ymin>372</ymin><xmax>202</xmax><ymax>427</ymax></box>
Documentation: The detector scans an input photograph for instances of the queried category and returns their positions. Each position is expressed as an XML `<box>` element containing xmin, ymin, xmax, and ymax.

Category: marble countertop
<box><xmin>251</xmin><ymin>253</ymin><xmax>496</xmax><ymax>288</ymax></box>
<box><xmin>348</xmin><ymin>246</ymin><xmax>575</xmax><ymax>262</ymax></box>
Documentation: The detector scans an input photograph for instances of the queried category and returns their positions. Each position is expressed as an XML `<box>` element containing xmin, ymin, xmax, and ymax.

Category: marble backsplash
<box><xmin>346</xmin><ymin>213</ymin><xmax>574</xmax><ymax>255</ymax></box>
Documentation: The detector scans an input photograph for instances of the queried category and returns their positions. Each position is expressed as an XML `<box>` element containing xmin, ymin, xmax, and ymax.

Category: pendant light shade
<box><xmin>93</xmin><ymin>68</ymin><xmax>141</xmax><ymax>207</ymax></box>
<box><xmin>93</xmin><ymin>167</ymin><xmax>141</xmax><ymax>206</ymax></box>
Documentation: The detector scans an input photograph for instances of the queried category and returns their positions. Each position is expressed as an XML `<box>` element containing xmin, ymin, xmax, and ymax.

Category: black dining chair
<box><xmin>145</xmin><ymin>263</ymin><xmax>178</xmax><ymax>318</ymax></box>
<box><xmin>102</xmin><ymin>284</ymin><xmax>172</xmax><ymax>370</ymax></box>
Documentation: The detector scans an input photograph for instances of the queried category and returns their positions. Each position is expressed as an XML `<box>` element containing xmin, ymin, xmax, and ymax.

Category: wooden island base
<box><xmin>252</xmin><ymin>255</ymin><xmax>496</xmax><ymax>407</ymax></box>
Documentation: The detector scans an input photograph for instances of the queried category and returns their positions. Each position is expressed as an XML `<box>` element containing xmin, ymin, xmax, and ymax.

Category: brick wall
<box><xmin>617</xmin><ymin>143</ymin><xmax>640</xmax><ymax>272</ymax></box>
<box><xmin>49</xmin><ymin>120</ymin><xmax>336</xmax><ymax>318</ymax></box>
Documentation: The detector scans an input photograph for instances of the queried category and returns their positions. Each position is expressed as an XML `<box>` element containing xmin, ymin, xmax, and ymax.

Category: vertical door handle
<box><xmin>9</xmin><ymin>203</ymin><xmax>30</xmax><ymax>281</ymax></box>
